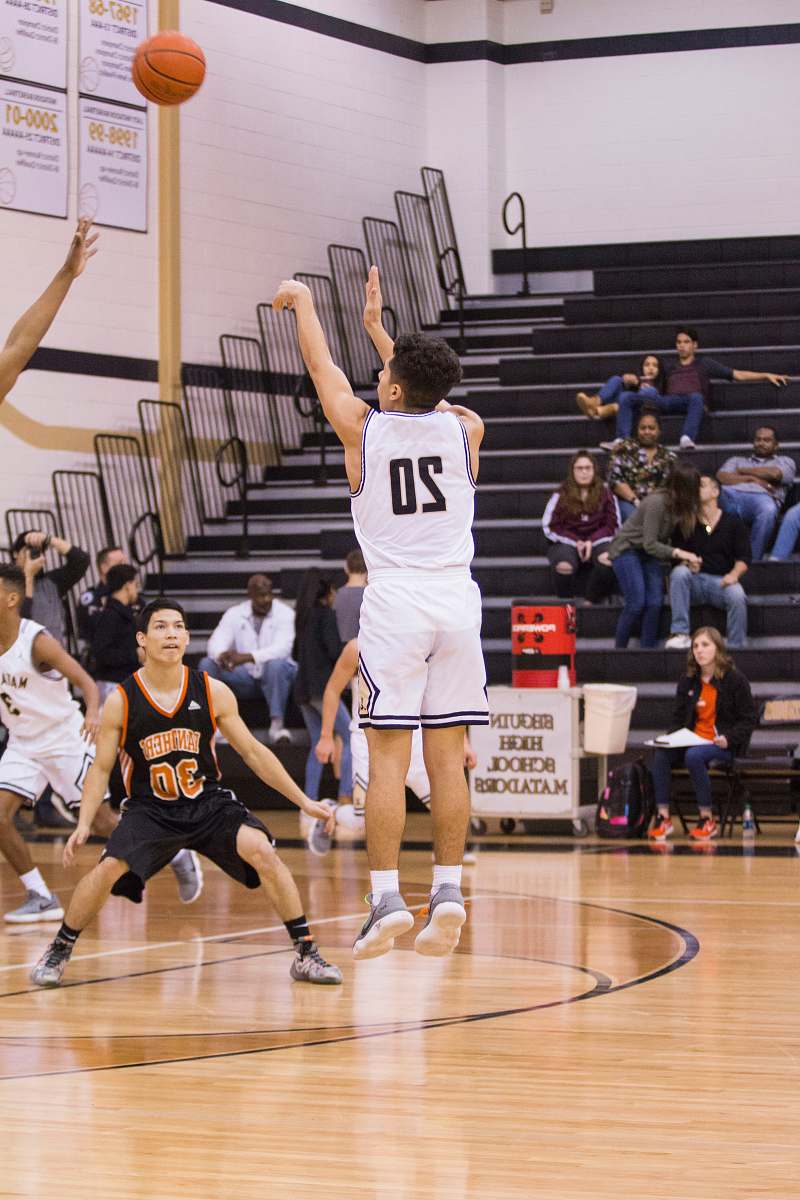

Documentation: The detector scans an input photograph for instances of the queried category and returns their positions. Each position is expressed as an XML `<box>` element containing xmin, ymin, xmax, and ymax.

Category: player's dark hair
<box><xmin>388</xmin><ymin>333</ymin><xmax>463</xmax><ymax>410</ymax></box>
<box><xmin>106</xmin><ymin>564</ymin><xmax>138</xmax><ymax>593</ymax></box>
<box><xmin>675</xmin><ymin>326</ymin><xmax>699</xmax><ymax>344</ymax></box>
<box><xmin>345</xmin><ymin>548</ymin><xmax>366</xmax><ymax>576</ymax></box>
<box><xmin>97</xmin><ymin>544</ymin><xmax>122</xmax><ymax>569</ymax></box>
<box><xmin>137</xmin><ymin>596</ymin><xmax>187</xmax><ymax>633</ymax></box>
<box><xmin>0</xmin><ymin>563</ymin><xmax>25</xmax><ymax>601</ymax></box>
<box><xmin>293</xmin><ymin>568</ymin><xmax>334</xmax><ymax>638</ymax></box>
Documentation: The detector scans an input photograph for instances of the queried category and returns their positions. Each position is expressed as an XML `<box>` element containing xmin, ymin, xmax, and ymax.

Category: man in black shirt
<box><xmin>77</xmin><ymin>545</ymin><xmax>126</xmax><ymax>643</ymax></box>
<box><xmin>90</xmin><ymin>564</ymin><xmax>141</xmax><ymax>702</ymax></box>
<box><xmin>665</xmin><ymin>475</ymin><xmax>750</xmax><ymax>648</ymax></box>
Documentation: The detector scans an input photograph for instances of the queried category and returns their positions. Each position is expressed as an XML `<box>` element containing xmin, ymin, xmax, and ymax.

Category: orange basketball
<box><xmin>132</xmin><ymin>31</ymin><xmax>205</xmax><ymax>107</ymax></box>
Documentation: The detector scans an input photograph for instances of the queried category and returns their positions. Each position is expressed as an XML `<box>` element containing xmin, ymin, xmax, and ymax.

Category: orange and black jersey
<box><xmin>117</xmin><ymin>667</ymin><xmax>222</xmax><ymax>803</ymax></box>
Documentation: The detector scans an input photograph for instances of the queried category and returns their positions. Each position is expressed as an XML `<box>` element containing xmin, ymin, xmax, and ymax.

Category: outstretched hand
<box><xmin>272</xmin><ymin>279</ymin><xmax>312</xmax><ymax>312</ymax></box>
<box><xmin>64</xmin><ymin>217</ymin><xmax>99</xmax><ymax>279</ymax></box>
<box><xmin>363</xmin><ymin>264</ymin><xmax>383</xmax><ymax>327</ymax></box>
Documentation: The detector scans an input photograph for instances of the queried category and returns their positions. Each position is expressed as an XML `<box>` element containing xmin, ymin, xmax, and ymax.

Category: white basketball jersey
<box><xmin>0</xmin><ymin>619</ymin><xmax>83</xmax><ymax>751</ymax></box>
<box><xmin>351</xmin><ymin>408</ymin><xmax>476</xmax><ymax>573</ymax></box>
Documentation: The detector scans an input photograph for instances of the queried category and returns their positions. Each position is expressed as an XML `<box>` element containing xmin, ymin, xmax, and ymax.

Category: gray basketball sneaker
<box><xmin>353</xmin><ymin>892</ymin><xmax>414</xmax><ymax>960</ymax></box>
<box><xmin>306</xmin><ymin>803</ymin><xmax>338</xmax><ymax>857</ymax></box>
<box><xmin>169</xmin><ymin>850</ymin><xmax>204</xmax><ymax>904</ymax></box>
<box><xmin>30</xmin><ymin>937</ymin><xmax>73</xmax><ymax>987</ymax></box>
<box><xmin>289</xmin><ymin>941</ymin><xmax>343</xmax><ymax>985</ymax></box>
<box><xmin>4</xmin><ymin>890</ymin><xmax>64</xmax><ymax>924</ymax></box>
<box><xmin>414</xmin><ymin>884</ymin><xmax>467</xmax><ymax>957</ymax></box>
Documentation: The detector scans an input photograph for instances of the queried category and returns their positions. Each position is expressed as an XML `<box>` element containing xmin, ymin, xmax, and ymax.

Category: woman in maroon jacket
<box><xmin>543</xmin><ymin>451</ymin><xmax>620</xmax><ymax>602</ymax></box>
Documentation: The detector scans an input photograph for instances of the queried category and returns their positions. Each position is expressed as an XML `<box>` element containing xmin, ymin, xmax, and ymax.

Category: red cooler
<box><xmin>511</xmin><ymin>602</ymin><xmax>576</xmax><ymax>688</ymax></box>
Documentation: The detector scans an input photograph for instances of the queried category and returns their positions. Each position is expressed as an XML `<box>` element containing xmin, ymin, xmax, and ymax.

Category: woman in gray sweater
<box><xmin>608</xmin><ymin>462</ymin><xmax>701</xmax><ymax>647</ymax></box>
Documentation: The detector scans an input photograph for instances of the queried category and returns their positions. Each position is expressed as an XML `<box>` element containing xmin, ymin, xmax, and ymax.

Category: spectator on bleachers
<box><xmin>77</xmin><ymin>545</ymin><xmax>127</xmax><ymax>642</ymax></box>
<box><xmin>13</xmin><ymin>530</ymin><xmax>90</xmax><ymax>645</ymax></box>
<box><xmin>717</xmin><ymin>426</ymin><xmax>796</xmax><ymax>560</ymax></box>
<box><xmin>649</xmin><ymin>627</ymin><xmax>757</xmax><ymax>843</ymax></box>
<box><xmin>542</xmin><ymin>451</ymin><xmax>618</xmax><ymax>603</ymax></box>
<box><xmin>333</xmin><ymin>547</ymin><xmax>367</xmax><ymax>642</ymax></box>
<box><xmin>607</xmin><ymin>408</ymin><xmax>676</xmax><ymax>522</ymax></box>
<box><xmin>198</xmin><ymin>573</ymin><xmax>296</xmax><ymax>744</ymax></box>
<box><xmin>768</xmin><ymin>498</ymin><xmax>800</xmax><ymax>561</ymax></box>
<box><xmin>90</xmin><ymin>564</ymin><xmax>142</xmax><ymax>703</ymax></box>
<box><xmin>665</xmin><ymin>476</ymin><xmax>750</xmax><ymax>650</ymax></box>
<box><xmin>602</xmin><ymin>328</ymin><xmax>788</xmax><ymax>452</ymax></box>
<box><xmin>293</xmin><ymin>569</ymin><xmax>352</xmax><ymax>806</ymax></box>
<box><xmin>607</xmin><ymin>462</ymin><xmax>701</xmax><ymax>647</ymax></box>
<box><xmin>576</xmin><ymin>354</ymin><xmax>665</xmax><ymax>421</ymax></box>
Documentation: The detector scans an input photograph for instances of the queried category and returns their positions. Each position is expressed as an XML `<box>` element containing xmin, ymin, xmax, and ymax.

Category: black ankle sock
<box><xmin>285</xmin><ymin>915</ymin><xmax>311</xmax><ymax>950</ymax></box>
<box><xmin>56</xmin><ymin>922</ymin><xmax>81</xmax><ymax>948</ymax></box>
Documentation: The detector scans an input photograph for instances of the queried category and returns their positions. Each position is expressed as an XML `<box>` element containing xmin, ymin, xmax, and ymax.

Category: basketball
<box><xmin>132</xmin><ymin>30</ymin><xmax>205</xmax><ymax>107</ymax></box>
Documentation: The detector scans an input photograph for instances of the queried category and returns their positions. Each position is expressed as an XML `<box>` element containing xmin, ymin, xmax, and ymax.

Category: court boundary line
<box><xmin>0</xmin><ymin>894</ymin><xmax>699</xmax><ymax>1080</ymax></box>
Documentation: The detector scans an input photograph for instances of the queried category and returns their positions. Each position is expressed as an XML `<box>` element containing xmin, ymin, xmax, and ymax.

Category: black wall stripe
<box><xmin>28</xmin><ymin>347</ymin><xmax>158</xmax><ymax>382</ymax></box>
<box><xmin>210</xmin><ymin>3</ymin><xmax>800</xmax><ymax>65</ymax></box>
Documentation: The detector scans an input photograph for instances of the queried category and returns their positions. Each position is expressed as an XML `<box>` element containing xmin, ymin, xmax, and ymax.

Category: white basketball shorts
<box><xmin>356</xmin><ymin>574</ymin><xmax>489</xmax><ymax>730</ymax></box>
<box><xmin>351</xmin><ymin>722</ymin><xmax>431</xmax><ymax>803</ymax></box>
<box><xmin>0</xmin><ymin>739</ymin><xmax>96</xmax><ymax>809</ymax></box>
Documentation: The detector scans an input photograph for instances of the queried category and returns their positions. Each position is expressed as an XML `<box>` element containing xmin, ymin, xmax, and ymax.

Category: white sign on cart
<box><xmin>469</xmin><ymin>686</ymin><xmax>579</xmax><ymax>821</ymax></box>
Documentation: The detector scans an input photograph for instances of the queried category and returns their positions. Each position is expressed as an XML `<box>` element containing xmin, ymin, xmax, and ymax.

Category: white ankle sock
<box><xmin>20</xmin><ymin>867</ymin><xmax>51</xmax><ymax>898</ymax></box>
<box><xmin>370</xmin><ymin>870</ymin><xmax>399</xmax><ymax>904</ymax></box>
<box><xmin>431</xmin><ymin>864</ymin><xmax>462</xmax><ymax>895</ymax></box>
<box><xmin>269</xmin><ymin>717</ymin><xmax>284</xmax><ymax>732</ymax></box>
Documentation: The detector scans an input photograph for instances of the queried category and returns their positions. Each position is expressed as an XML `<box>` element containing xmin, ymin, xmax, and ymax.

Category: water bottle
<box><xmin>742</xmin><ymin>804</ymin><xmax>755</xmax><ymax>838</ymax></box>
<box><xmin>557</xmin><ymin>665</ymin><xmax>570</xmax><ymax>690</ymax></box>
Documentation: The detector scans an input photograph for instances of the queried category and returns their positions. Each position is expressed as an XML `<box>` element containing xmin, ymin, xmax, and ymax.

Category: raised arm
<box><xmin>63</xmin><ymin>688</ymin><xmax>123</xmax><ymax>865</ymax></box>
<box><xmin>32</xmin><ymin>630</ymin><xmax>101</xmax><ymax>742</ymax></box>
<box><xmin>273</xmin><ymin>279</ymin><xmax>368</xmax><ymax>452</ymax></box>
<box><xmin>211</xmin><ymin>678</ymin><xmax>335</xmax><ymax>830</ymax></box>
<box><xmin>0</xmin><ymin>218</ymin><xmax>98</xmax><ymax>404</ymax></box>
<box><xmin>316</xmin><ymin>639</ymin><xmax>358</xmax><ymax>763</ymax></box>
<box><xmin>362</xmin><ymin>265</ymin><xmax>394</xmax><ymax>364</ymax></box>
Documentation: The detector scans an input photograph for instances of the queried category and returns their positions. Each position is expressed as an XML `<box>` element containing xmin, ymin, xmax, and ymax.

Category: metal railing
<box><xmin>437</xmin><ymin>246</ymin><xmax>467</xmax><ymax>353</ymax></box>
<box><xmin>502</xmin><ymin>191</ymin><xmax>531</xmax><ymax>295</ymax></box>
<box><xmin>220</xmin><ymin>334</ymin><xmax>283</xmax><ymax>480</ymax></box>
<box><xmin>327</xmin><ymin>244</ymin><xmax>381</xmax><ymax>389</ymax></box>
<box><xmin>138</xmin><ymin>399</ymin><xmax>205</xmax><ymax>555</ymax></box>
<box><xmin>94</xmin><ymin>433</ymin><xmax>164</xmax><ymax>592</ymax></box>
<box><xmin>394</xmin><ymin>190</ymin><xmax>446</xmax><ymax>325</ymax></box>
<box><xmin>215</xmin><ymin>434</ymin><xmax>250</xmax><ymax>557</ymax></box>
<box><xmin>421</xmin><ymin>166</ymin><xmax>466</xmax><ymax>295</ymax></box>
<box><xmin>182</xmin><ymin>364</ymin><xmax>236</xmax><ymax>522</ymax></box>
<box><xmin>256</xmin><ymin>302</ymin><xmax>313</xmax><ymax>451</ymax></box>
<box><xmin>52</xmin><ymin>470</ymin><xmax>114</xmax><ymax>647</ymax></box>
<box><xmin>363</xmin><ymin>216</ymin><xmax>420</xmax><ymax>334</ymax></box>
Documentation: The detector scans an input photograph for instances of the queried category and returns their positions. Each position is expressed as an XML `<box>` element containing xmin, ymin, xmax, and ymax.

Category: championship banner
<box><xmin>79</xmin><ymin>0</ymin><xmax>147</xmax><ymax>106</ymax></box>
<box><xmin>0</xmin><ymin>79</ymin><xmax>67</xmax><ymax>217</ymax></box>
<box><xmin>78</xmin><ymin>96</ymin><xmax>146</xmax><ymax>230</ymax></box>
<box><xmin>0</xmin><ymin>0</ymin><xmax>68</xmax><ymax>90</ymax></box>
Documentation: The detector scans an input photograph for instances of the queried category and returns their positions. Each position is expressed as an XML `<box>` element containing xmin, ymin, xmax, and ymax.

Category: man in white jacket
<box><xmin>198</xmin><ymin>574</ymin><xmax>297</xmax><ymax>744</ymax></box>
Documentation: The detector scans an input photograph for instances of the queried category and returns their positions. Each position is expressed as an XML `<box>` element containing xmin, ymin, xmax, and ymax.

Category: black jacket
<box><xmin>670</xmin><ymin>667</ymin><xmax>757</xmax><ymax>756</ymax></box>
<box><xmin>91</xmin><ymin>597</ymin><xmax>140</xmax><ymax>683</ymax></box>
<box><xmin>294</xmin><ymin>606</ymin><xmax>342</xmax><ymax>706</ymax></box>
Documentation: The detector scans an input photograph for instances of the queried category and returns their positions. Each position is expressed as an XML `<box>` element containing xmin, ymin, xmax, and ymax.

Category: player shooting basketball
<box><xmin>273</xmin><ymin>267</ymin><xmax>488</xmax><ymax>960</ymax></box>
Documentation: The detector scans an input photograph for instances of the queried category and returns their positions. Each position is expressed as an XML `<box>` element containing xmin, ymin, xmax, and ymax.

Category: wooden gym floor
<box><xmin>1</xmin><ymin>812</ymin><xmax>799</xmax><ymax>1199</ymax></box>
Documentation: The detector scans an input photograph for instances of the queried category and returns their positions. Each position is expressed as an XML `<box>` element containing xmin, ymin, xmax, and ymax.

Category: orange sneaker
<box><xmin>649</xmin><ymin>814</ymin><xmax>674</xmax><ymax>841</ymax></box>
<box><xmin>690</xmin><ymin>817</ymin><xmax>719</xmax><ymax>841</ymax></box>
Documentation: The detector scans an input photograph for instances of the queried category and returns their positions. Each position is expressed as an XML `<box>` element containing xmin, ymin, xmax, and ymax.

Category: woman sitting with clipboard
<box><xmin>649</xmin><ymin>627</ymin><xmax>757</xmax><ymax>842</ymax></box>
